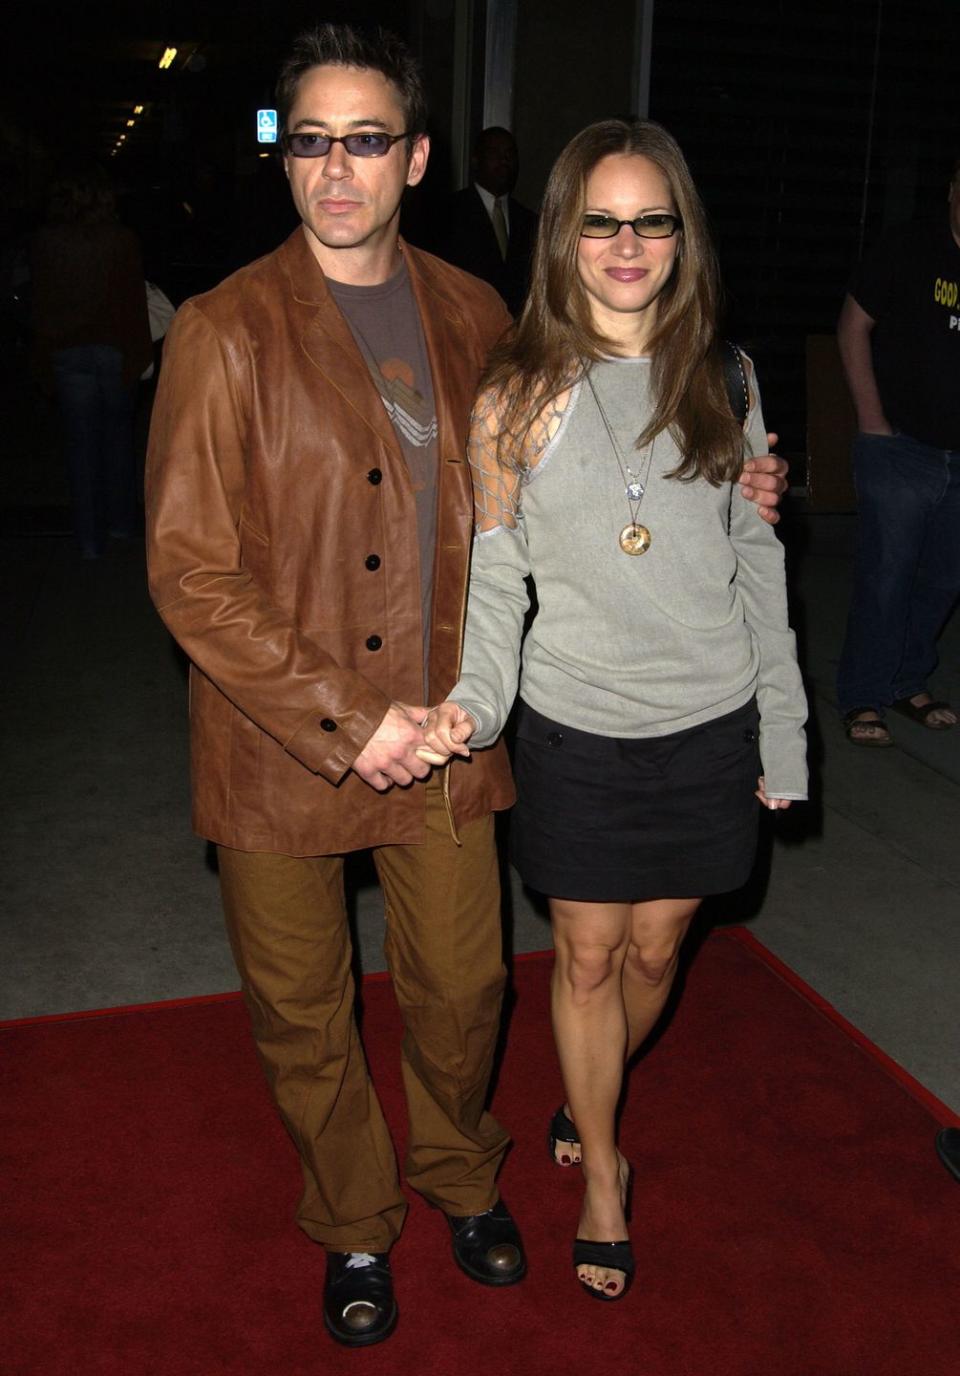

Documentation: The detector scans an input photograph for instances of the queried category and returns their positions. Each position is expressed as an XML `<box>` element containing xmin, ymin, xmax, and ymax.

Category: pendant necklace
<box><xmin>585</xmin><ymin>369</ymin><xmax>654</xmax><ymax>556</ymax></box>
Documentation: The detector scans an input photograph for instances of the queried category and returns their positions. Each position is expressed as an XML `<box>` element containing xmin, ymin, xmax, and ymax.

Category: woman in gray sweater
<box><xmin>423</xmin><ymin>119</ymin><xmax>807</xmax><ymax>1303</ymax></box>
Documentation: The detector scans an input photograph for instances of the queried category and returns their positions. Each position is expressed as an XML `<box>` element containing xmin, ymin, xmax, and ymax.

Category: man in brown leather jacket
<box><xmin>146</xmin><ymin>22</ymin><xmax>787</xmax><ymax>1348</ymax></box>
<box><xmin>147</xmin><ymin>26</ymin><xmax>520</xmax><ymax>1347</ymax></box>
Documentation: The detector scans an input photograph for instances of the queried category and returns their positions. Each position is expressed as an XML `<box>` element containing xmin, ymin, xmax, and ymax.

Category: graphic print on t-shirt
<box><xmin>369</xmin><ymin>357</ymin><xmax>439</xmax><ymax>453</ymax></box>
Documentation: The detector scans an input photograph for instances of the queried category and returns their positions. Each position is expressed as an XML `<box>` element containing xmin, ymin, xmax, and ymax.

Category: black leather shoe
<box><xmin>936</xmin><ymin>1127</ymin><xmax>960</xmax><ymax>1182</ymax></box>
<box><xmin>323</xmin><ymin>1251</ymin><xmax>397</xmax><ymax>1347</ymax></box>
<box><xmin>446</xmin><ymin>1199</ymin><xmax>527</xmax><ymax>1285</ymax></box>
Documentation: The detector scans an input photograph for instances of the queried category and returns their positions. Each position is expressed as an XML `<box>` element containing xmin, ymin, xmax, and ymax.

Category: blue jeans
<box><xmin>836</xmin><ymin>432</ymin><xmax>960</xmax><ymax>715</ymax></box>
<box><xmin>52</xmin><ymin>345</ymin><xmax>137</xmax><ymax>557</ymax></box>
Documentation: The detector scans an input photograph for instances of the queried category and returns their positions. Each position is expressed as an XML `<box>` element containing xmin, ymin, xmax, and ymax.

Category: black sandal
<box><xmin>842</xmin><ymin>707</ymin><xmax>893</xmax><ymax>747</ymax></box>
<box><xmin>548</xmin><ymin>1104</ymin><xmax>581</xmax><ymax>1166</ymax></box>
<box><xmin>323</xmin><ymin>1251</ymin><xmax>397</xmax><ymax>1347</ymax></box>
<box><xmin>572</xmin><ymin>1239</ymin><xmax>635</xmax><ymax>1301</ymax></box>
<box><xmin>891</xmin><ymin>696</ymin><xmax>956</xmax><ymax>730</ymax></box>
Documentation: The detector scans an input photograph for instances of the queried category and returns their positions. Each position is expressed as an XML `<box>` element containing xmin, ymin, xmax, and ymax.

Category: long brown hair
<box><xmin>485</xmin><ymin>119</ymin><xmax>744</xmax><ymax>483</ymax></box>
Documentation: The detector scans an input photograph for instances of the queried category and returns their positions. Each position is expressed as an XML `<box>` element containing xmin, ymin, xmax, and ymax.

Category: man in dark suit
<box><xmin>438</xmin><ymin>127</ymin><xmax>538</xmax><ymax>315</ymax></box>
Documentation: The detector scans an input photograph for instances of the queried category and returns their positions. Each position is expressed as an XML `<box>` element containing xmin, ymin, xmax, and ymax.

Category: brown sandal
<box><xmin>843</xmin><ymin>708</ymin><xmax>893</xmax><ymax>747</ymax></box>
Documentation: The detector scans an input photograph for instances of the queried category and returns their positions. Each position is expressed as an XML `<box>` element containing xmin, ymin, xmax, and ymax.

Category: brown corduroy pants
<box><xmin>217</xmin><ymin>780</ymin><xmax>509</xmax><ymax>1254</ymax></box>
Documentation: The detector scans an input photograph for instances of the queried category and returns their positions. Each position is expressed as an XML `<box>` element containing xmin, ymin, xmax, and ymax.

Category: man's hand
<box><xmin>738</xmin><ymin>434</ymin><xmax>789</xmax><ymax>525</ymax></box>
<box><xmin>418</xmin><ymin>702</ymin><xmax>477</xmax><ymax>765</ymax></box>
<box><xmin>352</xmin><ymin>701</ymin><xmax>431</xmax><ymax>792</ymax></box>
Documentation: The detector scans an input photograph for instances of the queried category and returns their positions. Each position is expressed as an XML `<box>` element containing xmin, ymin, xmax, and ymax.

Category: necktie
<box><xmin>491</xmin><ymin>197</ymin><xmax>508</xmax><ymax>260</ymax></box>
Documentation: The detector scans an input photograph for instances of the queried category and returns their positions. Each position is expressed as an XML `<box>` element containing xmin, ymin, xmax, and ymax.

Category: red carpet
<box><xmin>3</xmin><ymin>929</ymin><xmax>959</xmax><ymax>1376</ymax></box>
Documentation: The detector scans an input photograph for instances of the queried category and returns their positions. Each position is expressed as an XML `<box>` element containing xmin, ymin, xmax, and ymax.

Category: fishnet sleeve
<box><xmin>467</xmin><ymin>391</ymin><xmax>523</xmax><ymax>533</ymax></box>
<box><xmin>467</xmin><ymin>386</ymin><xmax>574</xmax><ymax>534</ymax></box>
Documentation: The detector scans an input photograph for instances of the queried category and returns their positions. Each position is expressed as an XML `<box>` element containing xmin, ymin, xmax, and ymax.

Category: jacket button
<box><xmin>366</xmin><ymin>634</ymin><xmax>383</xmax><ymax>651</ymax></box>
<box><xmin>365</xmin><ymin>554</ymin><xmax>381</xmax><ymax>570</ymax></box>
<box><xmin>547</xmin><ymin>731</ymin><xmax>564</xmax><ymax>747</ymax></box>
<box><xmin>320</xmin><ymin>718</ymin><xmax>337</xmax><ymax>732</ymax></box>
<box><xmin>367</xmin><ymin>468</ymin><xmax>383</xmax><ymax>485</ymax></box>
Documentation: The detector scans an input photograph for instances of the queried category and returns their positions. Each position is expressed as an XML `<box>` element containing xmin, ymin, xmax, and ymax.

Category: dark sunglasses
<box><xmin>282</xmin><ymin>131</ymin><xmax>411</xmax><ymax>159</ymax></box>
<box><xmin>580</xmin><ymin>213</ymin><xmax>683</xmax><ymax>240</ymax></box>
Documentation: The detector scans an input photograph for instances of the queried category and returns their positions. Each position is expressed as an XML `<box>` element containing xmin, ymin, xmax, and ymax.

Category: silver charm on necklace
<box><xmin>625</xmin><ymin>480</ymin><xmax>644</xmax><ymax>501</ymax></box>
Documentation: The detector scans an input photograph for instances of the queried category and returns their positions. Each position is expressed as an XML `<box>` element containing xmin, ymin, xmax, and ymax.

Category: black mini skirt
<box><xmin>509</xmin><ymin>696</ymin><xmax>761</xmax><ymax>903</ymax></box>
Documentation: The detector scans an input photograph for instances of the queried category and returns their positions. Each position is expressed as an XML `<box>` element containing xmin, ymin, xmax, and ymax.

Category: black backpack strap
<box><xmin>719</xmin><ymin>339</ymin><xmax>749</xmax><ymax>426</ymax></box>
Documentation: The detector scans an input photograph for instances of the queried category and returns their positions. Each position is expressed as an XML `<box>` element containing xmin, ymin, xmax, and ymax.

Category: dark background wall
<box><xmin>647</xmin><ymin>0</ymin><xmax>959</xmax><ymax>450</ymax></box>
<box><xmin>1</xmin><ymin>0</ymin><xmax>957</xmax><ymax>458</ymax></box>
<box><xmin>513</xmin><ymin>0</ymin><xmax>636</xmax><ymax>210</ymax></box>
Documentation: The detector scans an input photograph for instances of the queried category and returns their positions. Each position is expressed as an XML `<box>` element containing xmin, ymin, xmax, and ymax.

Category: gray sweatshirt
<box><xmin>448</xmin><ymin>356</ymin><xmax>808</xmax><ymax>800</ymax></box>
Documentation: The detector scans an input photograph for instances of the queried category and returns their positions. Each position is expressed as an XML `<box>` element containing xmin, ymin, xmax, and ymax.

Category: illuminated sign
<box><xmin>257</xmin><ymin>109</ymin><xmax>278</xmax><ymax>144</ymax></box>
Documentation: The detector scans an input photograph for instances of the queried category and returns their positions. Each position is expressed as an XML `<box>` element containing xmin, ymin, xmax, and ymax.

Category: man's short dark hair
<box><xmin>276</xmin><ymin>22</ymin><xmax>427</xmax><ymax>139</ymax></box>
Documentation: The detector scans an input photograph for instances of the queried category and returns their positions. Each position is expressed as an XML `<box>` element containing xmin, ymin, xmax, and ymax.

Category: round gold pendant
<box><xmin>619</xmin><ymin>522</ymin><xmax>651</xmax><ymax>555</ymax></box>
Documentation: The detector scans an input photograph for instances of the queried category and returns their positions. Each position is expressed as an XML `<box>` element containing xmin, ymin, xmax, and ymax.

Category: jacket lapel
<box><xmin>404</xmin><ymin>243</ymin><xmax>464</xmax><ymax>468</ymax></box>
<box><xmin>278</xmin><ymin>229</ymin><xmax>401</xmax><ymax>455</ymax></box>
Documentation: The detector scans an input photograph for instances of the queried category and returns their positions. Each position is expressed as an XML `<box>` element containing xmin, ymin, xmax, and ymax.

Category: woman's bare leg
<box><xmin>621</xmin><ymin>896</ymin><xmax>701</xmax><ymax>1058</ymax></box>
<box><xmin>554</xmin><ymin>896</ymin><xmax>702</xmax><ymax>1161</ymax></box>
<box><xmin>551</xmin><ymin>895</ymin><xmax>702</xmax><ymax>1295</ymax></box>
<box><xmin>550</xmin><ymin>898</ymin><xmax>633</xmax><ymax>1296</ymax></box>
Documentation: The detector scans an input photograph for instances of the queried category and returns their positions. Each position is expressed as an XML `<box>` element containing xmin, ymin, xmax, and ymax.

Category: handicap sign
<box><xmin>257</xmin><ymin>109</ymin><xmax>278</xmax><ymax>144</ymax></box>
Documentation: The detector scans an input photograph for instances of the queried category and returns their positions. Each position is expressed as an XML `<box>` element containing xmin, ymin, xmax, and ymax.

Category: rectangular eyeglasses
<box><xmin>282</xmin><ymin>131</ymin><xmax>411</xmax><ymax>158</ymax></box>
<box><xmin>580</xmin><ymin>213</ymin><xmax>683</xmax><ymax>239</ymax></box>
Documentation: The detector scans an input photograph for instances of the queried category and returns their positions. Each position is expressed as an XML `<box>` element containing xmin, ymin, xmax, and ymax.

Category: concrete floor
<box><xmin>2</xmin><ymin>471</ymin><xmax>958</xmax><ymax>1113</ymax></box>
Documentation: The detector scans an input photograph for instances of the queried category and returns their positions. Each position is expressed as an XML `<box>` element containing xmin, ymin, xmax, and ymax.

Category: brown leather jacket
<box><xmin>146</xmin><ymin>228</ymin><xmax>515</xmax><ymax>855</ymax></box>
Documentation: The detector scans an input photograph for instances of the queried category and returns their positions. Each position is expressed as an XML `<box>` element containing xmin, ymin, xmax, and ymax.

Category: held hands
<box><xmin>417</xmin><ymin>702</ymin><xmax>477</xmax><ymax>766</ymax></box>
<box><xmin>755</xmin><ymin>777</ymin><xmax>792</xmax><ymax>811</ymax></box>
<box><xmin>352</xmin><ymin>701</ymin><xmax>478</xmax><ymax>789</ymax></box>
<box><xmin>738</xmin><ymin>434</ymin><xmax>789</xmax><ymax>525</ymax></box>
<box><xmin>352</xmin><ymin>701</ymin><xmax>433</xmax><ymax>792</ymax></box>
